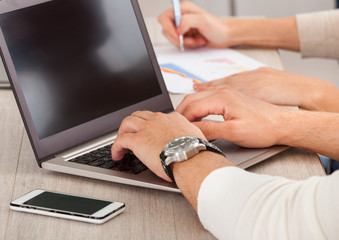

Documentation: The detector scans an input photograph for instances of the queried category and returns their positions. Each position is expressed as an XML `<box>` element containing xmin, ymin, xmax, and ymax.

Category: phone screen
<box><xmin>23</xmin><ymin>192</ymin><xmax>112</xmax><ymax>215</ymax></box>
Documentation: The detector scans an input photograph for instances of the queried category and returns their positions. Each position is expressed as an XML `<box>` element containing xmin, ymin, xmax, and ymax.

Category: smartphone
<box><xmin>10</xmin><ymin>189</ymin><xmax>125</xmax><ymax>224</ymax></box>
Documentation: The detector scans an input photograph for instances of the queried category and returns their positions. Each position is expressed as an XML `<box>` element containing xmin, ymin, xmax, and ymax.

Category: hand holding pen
<box><xmin>158</xmin><ymin>2</ymin><xmax>233</xmax><ymax>49</ymax></box>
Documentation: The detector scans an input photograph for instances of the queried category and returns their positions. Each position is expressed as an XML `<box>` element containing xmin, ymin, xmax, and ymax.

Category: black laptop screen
<box><xmin>0</xmin><ymin>0</ymin><xmax>162</xmax><ymax>139</ymax></box>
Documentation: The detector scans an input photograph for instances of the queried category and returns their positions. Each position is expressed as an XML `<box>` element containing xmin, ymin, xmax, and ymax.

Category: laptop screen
<box><xmin>0</xmin><ymin>0</ymin><xmax>162</xmax><ymax>139</ymax></box>
<box><xmin>0</xmin><ymin>0</ymin><xmax>172</xmax><ymax>162</ymax></box>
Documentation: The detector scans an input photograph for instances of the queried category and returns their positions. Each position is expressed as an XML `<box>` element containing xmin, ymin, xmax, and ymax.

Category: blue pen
<box><xmin>172</xmin><ymin>0</ymin><xmax>184</xmax><ymax>51</ymax></box>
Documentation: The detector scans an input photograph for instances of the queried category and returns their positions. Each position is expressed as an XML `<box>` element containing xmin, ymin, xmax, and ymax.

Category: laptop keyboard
<box><xmin>68</xmin><ymin>144</ymin><xmax>148</xmax><ymax>174</ymax></box>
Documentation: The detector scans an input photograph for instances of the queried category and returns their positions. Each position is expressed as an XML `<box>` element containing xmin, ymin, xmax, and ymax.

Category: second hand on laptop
<box><xmin>172</xmin><ymin>0</ymin><xmax>184</xmax><ymax>51</ymax></box>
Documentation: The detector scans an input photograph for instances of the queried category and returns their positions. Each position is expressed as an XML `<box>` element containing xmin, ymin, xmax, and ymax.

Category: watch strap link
<box><xmin>160</xmin><ymin>151</ymin><xmax>176</xmax><ymax>183</ymax></box>
<box><xmin>198</xmin><ymin>139</ymin><xmax>226</xmax><ymax>158</ymax></box>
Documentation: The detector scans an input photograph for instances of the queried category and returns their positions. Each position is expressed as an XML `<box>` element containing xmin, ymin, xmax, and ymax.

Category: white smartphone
<box><xmin>10</xmin><ymin>189</ymin><xmax>125</xmax><ymax>224</ymax></box>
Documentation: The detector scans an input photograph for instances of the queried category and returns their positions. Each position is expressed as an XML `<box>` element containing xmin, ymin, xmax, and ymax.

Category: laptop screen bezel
<box><xmin>0</xmin><ymin>0</ymin><xmax>173</xmax><ymax>165</ymax></box>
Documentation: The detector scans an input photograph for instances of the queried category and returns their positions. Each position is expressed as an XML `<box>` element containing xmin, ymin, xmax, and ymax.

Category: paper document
<box><xmin>155</xmin><ymin>46</ymin><xmax>266</xmax><ymax>94</ymax></box>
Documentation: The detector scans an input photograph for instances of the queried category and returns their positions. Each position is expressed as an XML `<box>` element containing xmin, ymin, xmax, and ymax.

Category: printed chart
<box><xmin>155</xmin><ymin>46</ymin><xmax>266</xmax><ymax>94</ymax></box>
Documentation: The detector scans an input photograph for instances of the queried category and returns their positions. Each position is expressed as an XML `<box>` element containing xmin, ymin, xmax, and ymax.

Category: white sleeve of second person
<box><xmin>197</xmin><ymin>167</ymin><xmax>339</xmax><ymax>240</ymax></box>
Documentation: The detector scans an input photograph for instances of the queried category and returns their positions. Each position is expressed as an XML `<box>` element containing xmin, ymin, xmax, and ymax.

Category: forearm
<box><xmin>171</xmin><ymin>152</ymin><xmax>235</xmax><ymax>211</ymax></box>
<box><xmin>279</xmin><ymin>109</ymin><xmax>339</xmax><ymax>160</ymax></box>
<box><xmin>226</xmin><ymin>17</ymin><xmax>300</xmax><ymax>51</ymax></box>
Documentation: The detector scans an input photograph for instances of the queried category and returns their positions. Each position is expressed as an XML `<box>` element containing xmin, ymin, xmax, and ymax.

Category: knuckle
<box><xmin>132</xmin><ymin>110</ymin><xmax>141</xmax><ymax>116</ymax></box>
<box><xmin>171</xmin><ymin>112</ymin><xmax>185</xmax><ymax>121</ymax></box>
<box><xmin>203</xmin><ymin>122</ymin><xmax>214</xmax><ymax>135</ymax></box>
<box><xmin>121</xmin><ymin>115</ymin><xmax>132</xmax><ymax>125</ymax></box>
<box><xmin>184</xmin><ymin>104</ymin><xmax>197</xmax><ymax>118</ymax></box>
<box><xmin>183</xmin><ymin>93</ymin><xmax>194</xmax><ymax>102</ymax></box>
<box><xmin>153</xmin><ymin>112</ymin><xmax>162</xmax><ymax>117</ymax></box>
<box><xmin>184</xmin><ymin>102</ymin><xmax>194</xmax><ymax>112</ymax></box>
<box><xmin>154</xmin><ymin>112</ymin><xmax>166</xmax><ymax>119</ymax></box>
<box><xmin>171</xmin><ymin>111</ymin><xmax>182</xmax><ymax>118</ymax></box>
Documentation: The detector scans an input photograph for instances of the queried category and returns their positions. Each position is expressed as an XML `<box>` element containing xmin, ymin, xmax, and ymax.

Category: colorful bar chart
<box><xmin>160</xmin><ymin>63</ymin><xmax>207</xmax><ymax>84</ymax></box>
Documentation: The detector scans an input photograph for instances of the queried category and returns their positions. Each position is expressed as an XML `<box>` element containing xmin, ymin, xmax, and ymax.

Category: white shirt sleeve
<box><xmin>197</xmin><ymin>167</ymin><xmax>339</xmax><ymax>240</ymax></box>
<box><xmin>296</xmin><ymin>10</ymin><xmax>339</xmax><ymax>60</ymax></box>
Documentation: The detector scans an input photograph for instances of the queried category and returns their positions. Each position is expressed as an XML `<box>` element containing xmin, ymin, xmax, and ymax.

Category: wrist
<box><xmin>277</xmin><ymin>109</ymin><xmax>312</xmax><ymax>147</ymax></box>
<box><xmin>301</xmin><ymin>80</ymin><xmax>339</xmax><ymax>113</ymax></box>
<box><xmin>273</xmin><ymin>108</ymin><xmax>300</xmax><ymax>146</ymax></box>
<box><xmin>225</xmin><ymin>17</ymin><xmax>300</xmax><ymax>51</ymax></box>
<box><xmin>171</xmin><ymin>151</ymin><xmax>233</xmax><ymax>210</ymax></box>
<box><xmin>300</xmin><ymin>85</ymin><xmax>324</xmax><ymax>111</ymax></box>
<box><xmin>171</xmin><ymin>151</ymin><xmax>232</xmax><ymax>176</ymax></box>
<box><xmin>160</xmin><ymin>137</ymin><xmax>226</xmax><ymax>183</ymax></box>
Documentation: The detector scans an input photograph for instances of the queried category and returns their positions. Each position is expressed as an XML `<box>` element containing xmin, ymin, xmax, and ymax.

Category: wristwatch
<box><xmin>160</xmin><ymin>136</ymin><xmax>226</xmax><ymax>183</ymax></box>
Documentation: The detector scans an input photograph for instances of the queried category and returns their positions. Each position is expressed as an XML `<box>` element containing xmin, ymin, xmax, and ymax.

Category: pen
<box><xmin>172</xmin><ymin>0</ymin><xmax>184</xmax><ymax>51</ymax></box>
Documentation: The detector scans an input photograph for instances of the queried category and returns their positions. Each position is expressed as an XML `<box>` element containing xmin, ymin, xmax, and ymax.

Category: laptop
<box><xmin>0</xmin><ymin>0</ymin><xmax>287</xmax><ymax>193</ymax></box>
<box><xmin>0</xmin><ymin>56</ymin><xmax>9</xmax><ymax>87</ymax></box>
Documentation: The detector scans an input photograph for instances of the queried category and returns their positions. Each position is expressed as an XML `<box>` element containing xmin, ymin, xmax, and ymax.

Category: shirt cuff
<box><xmin>296</xmin><ymin>10</ymin><xmax>339</xmax><ymax>60</ymax></box>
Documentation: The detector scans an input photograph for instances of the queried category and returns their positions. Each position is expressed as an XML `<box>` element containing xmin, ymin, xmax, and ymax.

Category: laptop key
<box><xmin>99</xmin><ymin>150</ymin><xmax>111</xmax><ymax>156</ymax></box>
<box><xmin>99</xmin><ymin>161</ymin><xmax>115</xmax><ymax>169</ymax></box>
<box><xmin>112</xmin><ymin>164</ymin><xmax>131</xmax><ymax>172</ymax></box>
<box><xmin>69</xmin><ymin>144</ymin><xmax>148</xmax><ymax>174</ymax></box>
<box><xmin>88</xmin><ymin>160</ymin><xmax>105</xmax><ymax>167</ymax></box>
<box><xmin>85</xmin><ymin>156</ymin><xmax>97</xmax><ymax>162</ymax></box>
<box><xmin>82</xmin><ymin>152</ymin><xmax>93</xmax><ymax>158</ymax></box>
<box><xmin>120</xmin><ymin>158</ymin><xmax>140</xmax><ymax>167</ymax></box>
<box><xmin>133</xmin><ymin>163</ymin><xmax>148</xmax><ymax>174</ymax></box>
<box><xmin>76</xmin><ymin>159</ymin><xmax>92</xmax><ymax>164</ymax></box>
<box><xmin>92</xmin><ymin>153</ymin><xmax>105</xmax><ymax>159</ymax></box>
<box><xmin>101</xmin><ymin>156</ymin><xmax>112</xmax><ymax>162</ymax></box>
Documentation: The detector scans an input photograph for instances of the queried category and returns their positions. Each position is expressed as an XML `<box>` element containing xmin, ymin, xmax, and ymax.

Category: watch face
<box><xmin>164</xmin><ymin>136</ymin><xmax>199</xmax><ymax>155</ymax></box>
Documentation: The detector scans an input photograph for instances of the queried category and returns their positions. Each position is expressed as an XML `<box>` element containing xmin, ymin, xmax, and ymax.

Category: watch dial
<box><xmin>165</xmin><ymin>136</ymin><xmax>199</xmax><ymax>154</ymax></box>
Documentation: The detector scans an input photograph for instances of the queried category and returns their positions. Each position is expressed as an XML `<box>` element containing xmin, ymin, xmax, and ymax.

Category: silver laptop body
<box><xmin>0</xmin><ymin>0</ymin><xmax>287</xmax><ymax>193</ymax></box>
<box><xmin>0</xmin><ymin>57</ymin><xmax>9</xmax><ymax>87</ymax></box>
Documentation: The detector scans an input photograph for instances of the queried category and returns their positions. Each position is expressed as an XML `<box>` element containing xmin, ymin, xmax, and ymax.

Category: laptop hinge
<box><xmin>38</xmin><ymin>155</ymin><xmax>56</xmax><ymax>167</ymax></box>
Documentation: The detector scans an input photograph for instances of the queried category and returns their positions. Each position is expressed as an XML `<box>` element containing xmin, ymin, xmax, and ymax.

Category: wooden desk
<box><xmin>0</xmin><ymin>18</ymin><xmax>325</xmax><ymax>240</ymax></box>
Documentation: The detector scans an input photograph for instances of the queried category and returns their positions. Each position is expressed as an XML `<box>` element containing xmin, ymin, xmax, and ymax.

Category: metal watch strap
<box><xmin>160</xmin><ymin>138</ymin><xmax>226</xmax><ymax>183</ymax></box>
